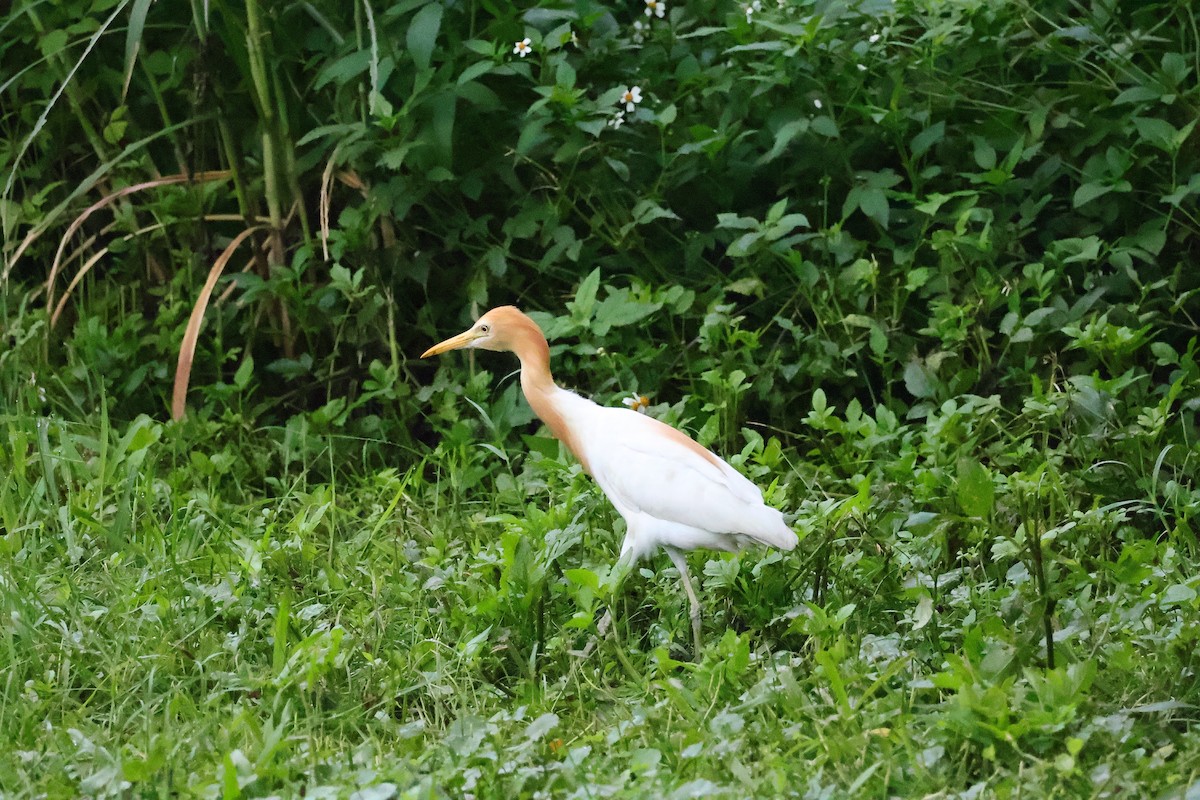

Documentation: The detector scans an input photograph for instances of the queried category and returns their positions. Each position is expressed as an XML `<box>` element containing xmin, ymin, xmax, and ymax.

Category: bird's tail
<box><xmin>741</xmin><ymin>505</ymin><xmax>798</xmax><ymax>551</ymax></box>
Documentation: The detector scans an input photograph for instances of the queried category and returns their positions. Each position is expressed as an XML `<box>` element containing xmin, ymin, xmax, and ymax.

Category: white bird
<box><xmin>422</xmin><ymin>305</ymin><xmax>796</xmax><ymax>655</ymax></box>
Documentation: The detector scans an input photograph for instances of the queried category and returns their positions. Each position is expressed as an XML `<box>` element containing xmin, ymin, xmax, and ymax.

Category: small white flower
<box><xmin>744</xmin><ymin>0</ymin><xmax>762</xmax><ymax>19</ymax></box>
<box><xmin>645</xmin><ymin>0</ymin><xmax>666</xmax><ymax>18</ymax></box>
<box><xmin>857</xmin><ymin>63</ymin><xmax>867</xmax><ymax>71</ymax></box>
<box><xmin>608</xmin><ymin>110</ymin><xmax>626</xmax><ymax>129</ymax></box>
<box><xmin>619</xmin><ymin>85</ymin><xmax>643</xmax><ymax>112</ymax></box>
<box><xmin>868</xmin><ymin>32</ymin><xmax>882</xmax><ymax>44</ymax></box>
<box><xmin>513</xmin><ymin>37</ymin><xmax>532</xmax><ymax>57</ymax></box>
<box><xmin>632</xmin><ymin>20</ymin><xmax>647</xmax><ymax>44</ymax></box>
<box><xmin>813</xmin><ymin>98</ymin><xmax>823</xmax><ymax>109</ymax></box>
<box><xmin>622</xmin><ymin>394</ymin><xmax>651</xmax><ymax>413</ymax></box>
<box><xmin>570</xmin><ymin>30</ymin><xmax>579</xmax><ymax>47</ymax></box>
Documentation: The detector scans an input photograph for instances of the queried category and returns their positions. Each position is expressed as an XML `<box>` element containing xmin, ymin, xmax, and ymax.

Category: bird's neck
<box><xmin>511</xmin><ymin>326</ymin><xmax>591</xmax><ymax>472</ymax></box>
<box><xmin>511</xmin><ymin>330</ymin><xmax>555</xmax><ymax>393</ymax></box>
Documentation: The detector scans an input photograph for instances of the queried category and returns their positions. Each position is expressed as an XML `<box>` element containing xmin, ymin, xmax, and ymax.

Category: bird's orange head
<box><xmin>421</xmin><ymin>305</ymin><xmax>543</xmax><ymax>358</ymax></box>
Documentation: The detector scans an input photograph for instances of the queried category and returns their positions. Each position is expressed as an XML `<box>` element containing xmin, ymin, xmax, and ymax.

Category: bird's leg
<box><xmin>666</xmin><ymin>547</ymin><xmax>704</xmax><ymax>659</ymax></box>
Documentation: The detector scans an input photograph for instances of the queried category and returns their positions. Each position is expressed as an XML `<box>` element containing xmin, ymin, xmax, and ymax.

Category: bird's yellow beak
<box><xmin>421</xmin><ymin>328</ymin><xmax>480</xmax><ymax>358</ymax></box>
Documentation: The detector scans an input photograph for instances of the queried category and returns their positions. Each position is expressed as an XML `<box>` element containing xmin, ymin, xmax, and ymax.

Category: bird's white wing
<box><xmin>577</xmin><ymin>405</ymin><xmax>789</xmax><ymax>544</ymax></box>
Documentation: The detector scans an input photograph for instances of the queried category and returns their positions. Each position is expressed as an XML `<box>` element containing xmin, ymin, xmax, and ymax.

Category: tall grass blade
<box><xmin>171</xmin><ymin>225</ymin><xmax>265</xmax><ymax>420</ymax></box>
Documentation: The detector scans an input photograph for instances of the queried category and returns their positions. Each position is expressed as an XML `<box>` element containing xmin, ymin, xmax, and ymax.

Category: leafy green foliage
<box><xmin>3</xmin><ymin>0</ymin><xmax>1200</xmax><ymax>796</ymax></box>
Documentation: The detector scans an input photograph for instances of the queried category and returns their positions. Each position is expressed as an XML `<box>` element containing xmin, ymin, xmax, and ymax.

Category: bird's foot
<box><xmin>567</xmin><ymin>637</ymin><xmax>599</xmax><ymax>659</ymax></box>
<box><xmin>568</xmin><ymin>609</ymin><xmax>613</xmax><ymax>658</ymax></box>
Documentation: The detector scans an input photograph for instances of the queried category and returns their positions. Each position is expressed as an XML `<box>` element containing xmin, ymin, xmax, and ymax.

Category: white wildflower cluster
<box><xmin>620</xmin><ymin>86</ymin><xmax>643</xmax><ymax>111</ymax></box>
<box><xmin>622</xmin><ymin>394</ymin><xmax>651</xmax><ymax>413</ymax></box>
<box><xmin>609</xmin><ymin>86</ymin><xmax>643</xmax><ymax>129</ymax></box>
<box><xmin>631</xmin><ymin>0</ymin><xmax>665</xmax><ymax>46</ymax></box>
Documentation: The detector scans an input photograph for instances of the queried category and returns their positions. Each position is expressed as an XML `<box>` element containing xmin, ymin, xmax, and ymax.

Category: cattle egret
<box><xmin>422</xmin><ymin>306</ymin><xmax>796</xmax><ymax>655</ymax></box>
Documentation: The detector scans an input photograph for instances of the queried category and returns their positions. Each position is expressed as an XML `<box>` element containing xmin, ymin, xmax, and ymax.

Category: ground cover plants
<box><xmin>2</xmin><ymin>0</ymin><xmax>1199</xmax><ymax>796</ymax></box>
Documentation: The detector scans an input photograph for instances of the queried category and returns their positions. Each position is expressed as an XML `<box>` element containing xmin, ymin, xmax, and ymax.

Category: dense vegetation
<box><xmin>2</xmin><ymin>0</ymin><xmax>1198</xmax><ymax>795</ymax></box>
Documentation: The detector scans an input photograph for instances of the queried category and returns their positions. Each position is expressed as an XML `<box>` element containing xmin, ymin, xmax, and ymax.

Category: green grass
<box><xmin>2</xmin><ymin>377</ymin><xmax>1198</xmax><ymax>799</ymax></box>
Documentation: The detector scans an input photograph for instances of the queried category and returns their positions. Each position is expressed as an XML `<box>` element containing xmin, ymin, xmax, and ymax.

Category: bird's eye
<box><xmin>479</xmin><ymin>324</ymin><xmax>490</xmax><ymax>334</ymax></box>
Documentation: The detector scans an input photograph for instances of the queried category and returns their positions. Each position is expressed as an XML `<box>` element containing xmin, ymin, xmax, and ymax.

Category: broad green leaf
<box><xmin>759</xmin><ymin>119</ymin><xmax>807</xmax><ymax>164</ymax></box>
<box><xmin>377</xmin><ymin>143</ymin><xmax>412</xmax><ymax>170</ymax></box>
<box><xmin>912</xmin><ymin>595</ymin><xmax>934</xmax><ymax>631</ymax></box>
<box><xmin>38</xmin><ymin>29</ymin><xmax>68</xmax><ymax>58</ymax></box>
<box><xmin>315</xmin><ymin>50</ymin><xmax>371</xmax><ymax>90</ymax></box>
<box><xmin>525</xmin><ymin>713</ymin><xmax>559</xmax><ymax>741</ymax></box>
<box><xmin>1133</xmin><ymin>116</ymin><xmax>1179</xmax><ymax>151</ymax></box>
<box><xmin>715</xmin><ymin>213</ymin><xmax>759</xmax><ymax>230</ymax></box>
<box><xmin>1161</xmin><ymin>173</ymin><xmax>1200</xmax><ymax>206</ymax></box>
<box><xmin>593</xmin><ymin>293</ymin><xmax>660</xmax><ymax>333</ymax></box>
<box><xmin>605</xmin><ymin>158</ymin><xmax>629</xmax><ymax>180</ymax></box>
<box><xmin>726</xmin><ymin>232</ymin><xmax>762</xmax><ymax>258</ymax></box>
<box><xmin>102</xmin><ymin>107</ymin><xmax>128</xmax><ymax>145</ymax></box>
<box><xmin>429</xmin><ymin>91</ymin><xmax>456</xmax><ymax>164</ymax></box>
<box><xmin>1113</xmin><ymin>85</ymin><xmax>1160</xmax><ymax>105</ymax></box>
<box><xmin>811</xmin><ymin>388</ymin><xmax>827</xmax><ymax>413</ymax></box>
<box><xmin>1160</xmin><ymin>51</ymin><xmax>1189</xmax><ymax>84</ymax></box>
<box><xmin>630</xmin><ymin>199</ymin><xmax>680</xmax><ymax>225</ymax></box>
<box><xmin>461</xmin><ymin>38</ymin><xmax>494</xmax><ymax>56</ymax></box>
<box><xmin>555</xmin><ymin>60</ymin><xmax>575</xmax><ymax>89</ymax></box>
<box><xmin>972</xmin><ymin>137</ymin><xmax>997</xmax><ymax>170</ymax></box>
<box><xmin>766</xmin><ymin>213</ymin><xmax>809</xmax><ymax>240</ymax></box>
<box><xmin>1159</xmin><ymin>584</ymin><xmax>1197</xmax><ymax>606</ymax></box>
<box><xmin>858</xmin><ymin>187</ymin><xmax>889</xmax><ymax>228</ymax></box>
<box><xmin>457</xmin><ymin>60</ymin><xmax>494</xmax><ymax>85</ymax></box>
<box><xmin>903</xmin><ymin>360</ymin><xmax>933</xmax><ymax>399</ymax></box>
<box><xmin>810</xmin><ymin>115</ymin><xmax>839</xmax><ymax>138</ymax></box>
<box><xmin>956</xmin><ymin>460</ymin><xmax>994</xmax><ymax>518</ymax></box>
<box><xmin>233</xmin><ymin>354</ymin><xmax>254</xmax><ymax>390</ymax></box>
<box><xmin>869</xmin><ymin>325</ymin><xmax>887</xmax><ymax>356</ymax></box>
<box><xmin>516</xmin><ymin>116</ymin><xmax>549</xmax><ymax>155</ymax></box>
<box><xmin>766</xmin><ymin>198</ymin><xmax>788</xmax><ymax>224</ymax></box>
<box><xmin>564</xmin><ymin>568</ymin><xmax>599</xmax><ymax>591</ymax></box>
<box><xmin>484</xmin><ymin>246</ymin><xmax>507</xmax><ymax>277</ymax></box>
<box><xmin>1073</xmin><ymin>182</ymin><xmax>1112</xmax><ymax>208</ymax></box>
<box><xmin>911</xmin><ymin>121</ymin><xmax>945</xmax><ymax>157</ymax></box>
<box><xmin>572</xmin><ymin>268</ymin><xmax>601</xmax><ymax>319</ymax></box>
<box><xmin>726</xmin><ymin>277</ymin><xmax>763</xmax><ymax>296</ymax></box>
<box><xmin>457</xmin><ymin>81</ymin><xmax>501</xmax><ymax>110</ymax></box>
<box><xmin>406</xmin><ymin>2</ymin><xmax>443</xmax><ymax>71</ymax></box>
